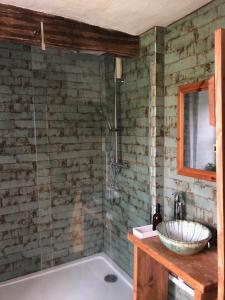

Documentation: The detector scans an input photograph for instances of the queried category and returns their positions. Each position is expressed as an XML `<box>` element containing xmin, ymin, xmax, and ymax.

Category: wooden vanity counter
<box><xmin>128</xmin><ymin>233</ymin><xmax>217</xmax><ymax>300</ymax></box>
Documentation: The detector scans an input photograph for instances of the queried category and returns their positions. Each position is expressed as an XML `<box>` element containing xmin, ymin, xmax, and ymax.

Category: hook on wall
<box><xmin>33</xmin><ymin>27</ymin><xmax>40</xmax><ymax>37</ymax></box>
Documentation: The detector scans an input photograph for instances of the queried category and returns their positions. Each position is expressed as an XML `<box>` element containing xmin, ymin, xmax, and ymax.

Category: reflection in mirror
<box><xmin>177</xmin><ymin>78</ymin><xmax>216</xmax><ymax>182</ymax></box>
<box><xmin>184</xmin><ymin>90</ymin><xmax>216</xmax><ymax>171</ymax></box>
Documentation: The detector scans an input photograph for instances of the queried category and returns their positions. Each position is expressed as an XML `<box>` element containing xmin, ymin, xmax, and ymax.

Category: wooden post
<box><xmin>215</xmin><ymin>28</ymin><xmax>225</xmax><ymax>300</ymax></box>
<box><xmin>194</xmin><ymin>290</ymin><xmax>218</xmax><ymax>300</ymax></box>
<box><xmin>209</xmin><ymin>76</ymin><xmax>216</xmax><ymax>127</ymax></box>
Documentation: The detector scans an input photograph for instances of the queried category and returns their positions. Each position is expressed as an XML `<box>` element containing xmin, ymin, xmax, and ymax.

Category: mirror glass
<box><xmin>184</xmin><ymin>90</ymin><xmax>216</xmax><ymax>171</ymax></box>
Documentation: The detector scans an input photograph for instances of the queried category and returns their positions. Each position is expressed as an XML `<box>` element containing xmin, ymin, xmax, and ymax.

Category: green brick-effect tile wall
<box><xmin>149</xmin><ymin>27</ymin><xmax>165</xmax><ymax>216</ymax></box>
<box><xmin>0</xmin><ymin>43</ymin><xmax>104</xmax><ymax>281</ymax></box>
<box><xmin>103</xmin><ymin>1</ymin><xmax>224</xmax><ymax>298</ymax></box>
<box><xmin>164</xmin><ymin>0</ymin><xmax>225</xmax><ymax>231</ymax></box>
<box><xmin>164</xmin><ymin>0</ymin><xmax>225</xmax><ymax>298</ymax></box>
<box><xmin>0</xmin><ymin>43</ymin><xmax>40</xmax><ymax>281</ymax></box>
<box><xmin>0</xmin><ymin>1</ymin><xmax>224</xmax><ymax>298</ymax></box>
<box><xmin>103</xmin><ymin>30</ymin><xmax>154</xmax><ymax>276</ymax></box>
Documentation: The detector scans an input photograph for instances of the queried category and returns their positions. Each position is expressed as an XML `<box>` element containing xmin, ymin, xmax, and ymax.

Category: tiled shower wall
<box><xmin>0</xmin><ymin>43</ymin><xmax>104</xmax><ymax>281</ymax></box>
<box><xmin>103</xmin><ymin>30</ymin><xmax>154</xmax><ymax>276</ymax></box>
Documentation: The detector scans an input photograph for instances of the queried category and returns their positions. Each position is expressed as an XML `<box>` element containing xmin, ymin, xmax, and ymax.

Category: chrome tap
<box><xmin>172</xmin><ymin>192</ymin><xmax>185</xmax><ymax>220</ymax></box>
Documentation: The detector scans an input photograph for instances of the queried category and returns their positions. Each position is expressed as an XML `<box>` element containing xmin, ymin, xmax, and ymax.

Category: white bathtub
<box><xmin>0</xmin><ymin>253</ymin><xmax>133</xmax><ymax>300</ymax></box>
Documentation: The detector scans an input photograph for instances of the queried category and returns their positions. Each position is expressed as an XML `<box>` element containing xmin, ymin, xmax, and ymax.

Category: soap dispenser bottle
<box><xmin>152</xmin><ymin>203</ymin><xmax>162</xmax><ymax>230</ymax></box>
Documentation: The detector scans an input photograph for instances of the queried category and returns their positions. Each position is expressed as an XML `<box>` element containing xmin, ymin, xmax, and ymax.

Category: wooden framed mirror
<box><xmin>177</xmin><ymin>78</ymin><xmax>216</xmax><ymax>181</ymax></box>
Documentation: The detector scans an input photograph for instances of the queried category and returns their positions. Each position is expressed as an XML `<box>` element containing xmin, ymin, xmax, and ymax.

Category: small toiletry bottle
<box><xmin>152</xmin><ymin>203</ymin><xmax>162</xmax><ymax>231</ymax></box>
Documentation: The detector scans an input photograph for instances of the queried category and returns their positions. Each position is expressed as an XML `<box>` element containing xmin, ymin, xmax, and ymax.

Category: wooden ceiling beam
<box><xmin>0</xmin><ymin>3</ymin><xmax>139</xmax><ymax>57</ymax></box>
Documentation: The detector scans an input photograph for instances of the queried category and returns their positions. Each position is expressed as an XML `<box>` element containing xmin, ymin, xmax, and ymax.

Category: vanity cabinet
<box><xmin>128</xmin><ymin>233</ymin><xmax>217</xmax><ymax>300</ymax></box>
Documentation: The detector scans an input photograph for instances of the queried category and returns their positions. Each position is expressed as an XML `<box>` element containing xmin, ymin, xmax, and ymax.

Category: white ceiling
<box><xmin>1</xmin><ymin>0</ymin><xmax>212</xmax><ymax>35</ymax></box>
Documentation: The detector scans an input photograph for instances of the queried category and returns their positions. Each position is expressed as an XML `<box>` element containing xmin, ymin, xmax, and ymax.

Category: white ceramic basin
<box><xmin>157</xmin><ymin>220</ymin><xmax>212</xmax><ymax>255</ymax></box>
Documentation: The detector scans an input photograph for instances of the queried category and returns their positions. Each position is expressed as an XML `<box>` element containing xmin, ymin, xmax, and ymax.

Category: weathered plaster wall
<box><xmin>0</xmin><ymin>43</ymin><xmax>104</xmax><ymax>281</ymax></box>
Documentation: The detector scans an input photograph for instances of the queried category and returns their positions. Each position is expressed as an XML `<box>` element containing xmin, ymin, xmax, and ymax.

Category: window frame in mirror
<box><xmin>177</xmin><ymin>78</ymin><xmax>216</xmax><ymax>182</ymax></box>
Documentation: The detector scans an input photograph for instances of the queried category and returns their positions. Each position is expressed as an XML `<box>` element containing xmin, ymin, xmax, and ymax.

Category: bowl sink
<box><xmin>157</xmin><ymin>220</ymin><xmax>212</xmax><ymax>255</ymax></box>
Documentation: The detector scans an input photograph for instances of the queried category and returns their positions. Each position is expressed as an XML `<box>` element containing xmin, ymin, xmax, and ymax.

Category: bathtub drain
<box><xmin>104</xmin><ymin>274</ymin><xmax>118</xmax><ymax>283</ymax></box>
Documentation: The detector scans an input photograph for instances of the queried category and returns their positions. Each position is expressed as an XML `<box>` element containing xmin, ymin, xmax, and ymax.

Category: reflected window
<box><xmin>177</xmin><ymin>78</ymin><xmax>216</xmax><ymax>181</ymax></box>
<box><xmin>184</xmin><ymin>90</ymin><xmax>216</xmax><ymax>171</ymax></box>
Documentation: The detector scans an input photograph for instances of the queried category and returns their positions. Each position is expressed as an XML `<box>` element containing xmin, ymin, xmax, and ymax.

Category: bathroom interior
<box><xmin>0</xmin><ymin>0</ymin><xmax>224</xmax><ymax>299</ymax></box>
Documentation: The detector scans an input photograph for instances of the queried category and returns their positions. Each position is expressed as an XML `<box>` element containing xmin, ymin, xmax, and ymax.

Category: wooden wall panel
<box><xmin>215</xmin><ymin>28</ymin><xmax>225</xmax><ymax>300</ymax></box>
<box><xmin>209</xmin><ymin>76</ymin><xmax>216</xmax><ymax>127</ymax></box>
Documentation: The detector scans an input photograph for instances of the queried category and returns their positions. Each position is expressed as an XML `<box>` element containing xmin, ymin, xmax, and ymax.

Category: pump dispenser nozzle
<box><xmin>173</xmin><ymin>192</ymin><xmax>185</xmax><ymax>220</ymax></box>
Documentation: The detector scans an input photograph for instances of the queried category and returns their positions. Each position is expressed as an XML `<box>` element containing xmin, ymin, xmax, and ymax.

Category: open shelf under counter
<box><xmin>128</xmin><ymin>233</ymin><xmax>218</xmax><ymax>300</ymax></box>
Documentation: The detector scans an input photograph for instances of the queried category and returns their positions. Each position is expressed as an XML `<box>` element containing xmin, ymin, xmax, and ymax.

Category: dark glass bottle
<box><xmin>152</xmin><ymin>203</ymin><xmax>162</xmax><ymax>231</ymax></box>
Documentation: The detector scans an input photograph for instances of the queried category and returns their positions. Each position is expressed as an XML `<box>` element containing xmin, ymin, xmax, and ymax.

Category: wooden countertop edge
<box><xmin>128</xmin><ymin>232</ymin><xmax>217</xmax><ymax>293</ymax></box>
